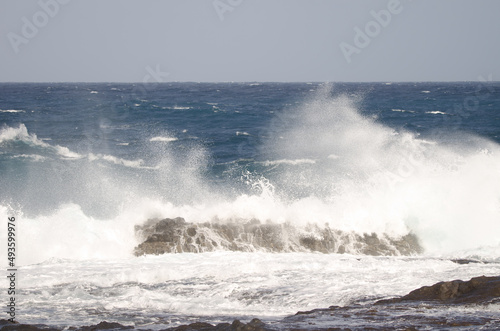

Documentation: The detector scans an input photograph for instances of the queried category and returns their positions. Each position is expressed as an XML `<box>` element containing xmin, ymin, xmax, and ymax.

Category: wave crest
<box><xmin>0</xmin><ymin>124</ymin><xmax>82</xmax><ymax>159</ymax></box>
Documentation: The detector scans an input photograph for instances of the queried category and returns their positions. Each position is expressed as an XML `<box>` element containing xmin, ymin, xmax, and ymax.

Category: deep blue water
<box><xmin>2</xmin><ymin>82</ymin><xmax>499</xmax><ymax>160</ymax></box>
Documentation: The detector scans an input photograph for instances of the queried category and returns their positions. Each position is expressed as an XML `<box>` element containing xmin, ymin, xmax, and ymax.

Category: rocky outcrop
<box><xmin>0</xmin><ymin>320</ymin><xmax>133</xmax><ymax>331</ymax></box>
<box><xmin>377</xmin><ymin>275</ymin><xmax>500</xmax><ymax>304</ymax></box>
<box><xmin>286</xmin><ymin>275</ymin><xmax>500</xmax><ymax>330</ymax></box>
<box><xmin>164</xmin><ymin>318</ymin><xmax>268</xmax><ymax>331</ymax></box>
<box><xmin>2</xmin><ymin>276</ymin><xmax>499</xmax><ymax>330</ymax></box>
<box><xmin>78</xmin><ymin>321</ymin><xmax>134</xmax><ymax>330</ymax></box>
<box><xmin>133</xmin><ymin>217</ymin><xmax>422</xmax><ymax>256</ymax></box>
<box><xmin>0</xmin><ymin>319</ymin><xmax>268</xmax><ymax>331</ymax></box>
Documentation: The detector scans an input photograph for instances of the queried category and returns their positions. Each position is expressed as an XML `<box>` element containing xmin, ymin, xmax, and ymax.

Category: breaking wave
<box><xmin>2</xmin><ymin>86</ymin><xmax>500</xmax><ymax>266</ymax></box>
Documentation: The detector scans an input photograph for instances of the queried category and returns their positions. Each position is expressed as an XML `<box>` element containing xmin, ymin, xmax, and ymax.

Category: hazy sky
<box><xmin>1</xmin><ymin>0</ymin><xmax>499</xmax><ymax>82</ymax></box>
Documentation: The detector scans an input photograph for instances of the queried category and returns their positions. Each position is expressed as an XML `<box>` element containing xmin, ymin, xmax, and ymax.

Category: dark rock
<box><xmin>212</xmin><ymin>323</ymin><xmax>231</xmax><ymax>330</ymax></box>
<box><xmin>0</xmin><ymin>319</ymin><xmax>18</xmax><ymax>326</ymax></box>
<box><xmin>246</xmin><ymin>319</ymin><xmax>265</xmax><ymax>329</ymax></box>
<box><xmin>167</xmin><ymin>321</ymin><xmax>215</xmax><ymax>330</ymax></box>
<box><xmin>165</xmin><ymin>319</ymin><xmax>268</xmax><ymax>331</ymax></box>
<box><xmin>78</xmin><ymin>321</ymin><xmax>133</xmax><ymax>330</ymax></box>
<box><xmin>231</xmin><ymin>320</ymin><xmax>244</xmax><ymax>329</ymax></box>
<box><xmin>228</xmin><ymin>319</ymin><xmax>266</xmax><ymax>331</ymax></box>
<box><xmin>187</xmin><ymin>227</ymin><xmax>197</xmax><ymax>237</ymax></box>
<box><xmin>450</xmin><ymin>258</ymin><xmax>484</xmax><ymax>265</ymax></box>
<box><xmin>0</xmin><ymin>324</ymin><xmax>60</xmax><ymax>331</ymax></box>
<box><xmin>377</xmin><ymin>275</ymin><xmax>500</xmax><ymax>304</ymax></box>
<box><xmin>285</xmin><ymin>292</ymin><xmax>500</xmax><ymax>330</ymax></box>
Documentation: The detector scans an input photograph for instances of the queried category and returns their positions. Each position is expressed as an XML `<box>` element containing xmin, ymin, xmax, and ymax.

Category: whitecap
<box><xmin>0</xmin><ymin>109</ymin><xmax>25</xmax><ymax>113</ymax></box>
<box><xmin>425</xmin><ymin>111</ymin><xmax>448</xmax><ymax>115</ymax></box>
<box><xmin>100</xmin><ymin>154</ymin><xmax>145</xmax><ymax>168</ymax></box>
<box><xmin>11</xmin><ymin>154</ymin><xmax>46</xmax><ymax>161</ymax></box>
<box><xmin>87</xmin><ymin>153</ymin><xmax>151</xmax><ymax>169</ymax></box>
<box><xmin>0</xmin><ymin>124</ymin><xmax>46</xmax><ymax>145</ymax></box>
<box><xmin>55</xmin><ymin>146</ymin><xmax>83</xmax><ymax>159</ymax></box>
<box><xmin>391</xmin><ymin>109</ymin><xmax>416</xmax><ymax>113</ymax></box>
<box><xmin>0</xmin><ymin>124</ymin><xmax>82</xmax><ymax>159</ymax></box>
<box><xmin>150</xmin><ymin>136</ymin><xmax>178</xmax><ymax>142</ymax></box>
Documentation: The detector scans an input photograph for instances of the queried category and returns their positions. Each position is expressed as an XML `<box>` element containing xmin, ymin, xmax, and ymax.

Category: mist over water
<box><xmin>1</xmin><ymin>83</ymin><xmax>500</xmax><ymax>266</ymax></box>
<box><xmin>260</xmin><ymin>85</ymin><xmax>500</xmax><ymax>255</ymax></box>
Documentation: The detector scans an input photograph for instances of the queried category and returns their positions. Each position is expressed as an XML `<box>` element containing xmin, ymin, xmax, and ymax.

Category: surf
<box><xmin>1</xmin><ymin>85</ymin><xmax>500</xmax><ymax>267</ymax></box>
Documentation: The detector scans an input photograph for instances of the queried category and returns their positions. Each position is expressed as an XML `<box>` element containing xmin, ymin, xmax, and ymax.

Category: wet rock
<box><xmin>77</xmin><ymin>321</ymin><xmax>134</xmax><ymax>330</ymax></box>
<box><xmin>450</xmin><ymin>258</ymin><xmax>484</xmax><ymax>265</ymax></box>
<box><xmin>0</xmin><ymin>319</ymin><xmax>17</xmax><ymax>326</ymax></box>
<box><xmin>211</xmin><ymin>323</ymin><xmax>231</xmax><ymax>330</ymax></box>
<box><xmin>165</xmin><ymin>319</ymin><xmax>268</xmax><ymax>331</ymax></box>
<box><xmin>134</xmin><ymin>218</ymin><xmax>422</xmax><ymax>256</ymax></box>
<box><xmin>167</xmin><ymin>321</ymin><xmax>215</xmax><ymax>330</ymax></box>
<box><xmin>0</xmin><ymin>321</ymin><xmax>60</xmax><ymax>331</ymax></box>
<box><xmin>187</xmin><ymin>227</ymin><xmax>197</xmax><ymax>237</ymax></box>
<box><xmin>223</xmin><ymin>319</ymin><xmax>267</xmax><ymax>331</ymax></box>
<box><xmin>377</xmin><ymin>275</ymin><xmax>500</xmax><ymax>304</ymax></box>
<box><xmin>285</xmin><ymin>297</ymin><xmax>500</xmax><ymax>330</ymax></box>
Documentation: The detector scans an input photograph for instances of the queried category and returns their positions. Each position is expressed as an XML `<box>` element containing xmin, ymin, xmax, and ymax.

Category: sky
<box><xmin>0</xmin><ymin>0</ymin><xmax>499</xmax><ymax>82</ymax></box>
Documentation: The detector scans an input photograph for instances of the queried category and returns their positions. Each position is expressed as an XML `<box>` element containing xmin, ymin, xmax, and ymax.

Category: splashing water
<box><xmin>1</xmin><ymin>83</ymin><xmax>500</xmax><ymax>329</ymax></box>
<box><xmin>1</xmin><ymin>84</ymin><xmax>500</xmax><ymax>267</ymax></box>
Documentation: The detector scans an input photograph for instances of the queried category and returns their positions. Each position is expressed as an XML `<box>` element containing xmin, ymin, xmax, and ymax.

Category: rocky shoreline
<box><xmin>134</xmin><ymin>217</ymin><xmax>422</xmax><ymax>256</ymax></box>
<box><xmin>2</xmin><ymin>275</ymin><xmax>499</xmax><ymax>330</ymax></box>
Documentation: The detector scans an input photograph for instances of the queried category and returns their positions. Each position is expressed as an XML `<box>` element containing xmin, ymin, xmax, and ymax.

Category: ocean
<box><xmin>1</xmin><ymin>82</ymin><xmax>500</xmax><ymax>329</ymax></box>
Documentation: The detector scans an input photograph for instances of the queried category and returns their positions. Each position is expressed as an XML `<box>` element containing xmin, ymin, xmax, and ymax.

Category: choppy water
<box><xmin>1</xmin><ymin>82</ymin><xmax>499</xmax><ymax>328</ymax></box>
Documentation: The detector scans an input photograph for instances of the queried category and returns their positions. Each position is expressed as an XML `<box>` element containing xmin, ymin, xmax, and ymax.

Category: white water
<box><xmin>2</xmin><ymin>88</ymin><xmax>500</xmax><ymax>327</ymax></box>
<box><xmin>150</xmin><ymin>136</ymin><xmax>178</xmax><ymax>142</ymax></box>
<box><xmin>13</xmin><ymin>253</ymin><xmax>500</xmax><ymax>328</ymax></box>
<box><xmin>2</xmin><ymin>87</ymin><xmax>500</xmax><ymax>265</ymax></box>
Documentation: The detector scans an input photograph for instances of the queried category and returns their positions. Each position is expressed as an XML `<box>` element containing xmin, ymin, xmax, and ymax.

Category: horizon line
<box><xmin>1</xmin><ymin>80</ymin><xmax>498</xmax><ymax>84</ymax></box>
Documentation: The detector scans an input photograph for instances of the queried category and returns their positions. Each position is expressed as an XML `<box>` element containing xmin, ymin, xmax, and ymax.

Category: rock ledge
<box><xmin>377</xmin><ymin>275</ymin><xmax>500</xmax><ymax>304</ymax></box>
<box><xmin>134</xmin><ymin>217</ymin><xmax>422</xmax><ymax>256</ymax></box>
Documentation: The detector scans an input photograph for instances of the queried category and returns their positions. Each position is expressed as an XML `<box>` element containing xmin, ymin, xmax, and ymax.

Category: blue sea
<box><xmin>1</xmin><ymin>82</ymin><xmax>500</xmax><ymax>329</ymax></box>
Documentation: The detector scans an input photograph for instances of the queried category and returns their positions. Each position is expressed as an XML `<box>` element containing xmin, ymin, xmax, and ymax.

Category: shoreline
<box><xmin>2</xmin><ymin>275</ymin><xmax>499</xmax><ymax>331</ymax></box>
